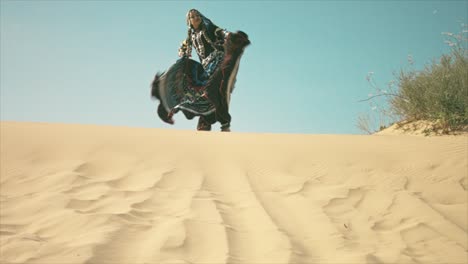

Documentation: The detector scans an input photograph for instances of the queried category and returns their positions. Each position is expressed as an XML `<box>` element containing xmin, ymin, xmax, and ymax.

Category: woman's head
<box><xmin>186</xmin><ymin>9</ymin><xmax>202</xmax><ymax>29</ymax></box>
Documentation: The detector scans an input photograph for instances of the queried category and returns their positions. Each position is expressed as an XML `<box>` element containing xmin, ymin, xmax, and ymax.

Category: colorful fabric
<box><xmin>153</xmin><ymin>57</ymin><xmax>216</xmax><ymax>117</ymax></box>
<box><xmin>151</xmin><ymin>31</ymin><xmax>251</xmax><ymax>128</ymax></box>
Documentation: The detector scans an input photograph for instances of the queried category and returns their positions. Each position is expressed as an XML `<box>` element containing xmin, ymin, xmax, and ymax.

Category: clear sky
<box><xmin>1</xmin><ymin>0</ymin><xmax>466</xmax><ymax>134</ymax></box>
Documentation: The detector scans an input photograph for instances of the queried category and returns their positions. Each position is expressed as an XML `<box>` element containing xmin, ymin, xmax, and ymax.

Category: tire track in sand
<box><xmin>202</xmin><ymin>160</ymin><xmax>291</xmax><ymax>264</ymax></box>
<box><xmin>245</xmin><ymin>163</ymin><xmax>366</xmax><ymax>264</ymax></box>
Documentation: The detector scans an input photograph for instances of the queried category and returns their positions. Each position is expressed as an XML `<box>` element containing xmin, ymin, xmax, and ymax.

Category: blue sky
<box><xmin>1</xmin><ymin>1</ymin><xmax>466</xmax><ymax>134</ymax></box>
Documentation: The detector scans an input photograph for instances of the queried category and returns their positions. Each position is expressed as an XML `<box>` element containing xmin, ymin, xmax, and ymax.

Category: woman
<box><xmin>178</xmin><ymin>9</ymin><xmax>231</xmax><ymax>131</ymax></box>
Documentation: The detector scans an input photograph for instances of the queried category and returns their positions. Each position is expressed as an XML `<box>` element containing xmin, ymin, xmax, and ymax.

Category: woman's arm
<box><xmin>215</xmin><ymin>27</ymin><xmax>230</xmax><ymax>40</ymax></box>
<box><xmin>178</xmin><ymin>39</ymin><xmax>192</xmax><ymax>57</ymax></box>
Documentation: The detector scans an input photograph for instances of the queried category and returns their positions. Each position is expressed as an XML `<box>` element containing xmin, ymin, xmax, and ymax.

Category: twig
<box><xmin>358</xmin><ymin>93</ymin><xmax>405</xmax><ymax>102</ymax></box>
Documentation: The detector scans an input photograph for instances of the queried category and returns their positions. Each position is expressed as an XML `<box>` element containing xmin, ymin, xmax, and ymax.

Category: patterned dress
<box><xmin>175</xmin><ymin>13</ymin><xmax>231</xmax><ymax>130</ymax></box>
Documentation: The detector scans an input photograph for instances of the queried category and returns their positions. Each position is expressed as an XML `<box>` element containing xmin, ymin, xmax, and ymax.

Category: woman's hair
<box><xmin>186</xmin><ymin>9</ymin><xmax>201</xmax><ymax>28</ymax></box>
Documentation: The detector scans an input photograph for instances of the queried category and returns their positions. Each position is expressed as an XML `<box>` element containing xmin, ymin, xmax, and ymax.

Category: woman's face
<box><xmin>189</xmin><ymin>11</ymin><xmax>201</xmax><ymax>29</ymax></box>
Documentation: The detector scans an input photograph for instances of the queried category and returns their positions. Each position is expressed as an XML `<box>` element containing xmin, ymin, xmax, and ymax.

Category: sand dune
<box><xmin>0</xmin><ymin>121</ymin><xmax>466</xmax><ymax>264</ymax></box>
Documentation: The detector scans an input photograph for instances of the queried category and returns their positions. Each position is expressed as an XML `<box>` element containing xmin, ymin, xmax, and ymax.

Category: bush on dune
<box><xmin>358</xmin><ymin>24</ymin><xmax>468</xmax><ymax>135</ymax></box>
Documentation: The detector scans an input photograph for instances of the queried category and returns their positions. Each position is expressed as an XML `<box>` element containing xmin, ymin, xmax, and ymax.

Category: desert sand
<box><xmin>0</xmin><ymin>121</ymin><xmax>467</xmax><ymax>264</ymax></box>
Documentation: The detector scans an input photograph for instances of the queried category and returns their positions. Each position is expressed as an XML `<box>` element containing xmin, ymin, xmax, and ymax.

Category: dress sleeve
<box><xmin>178</xmin><ymin>38</ymin><xmax>192</xmax><ymax>57</ymax></box>
<box><xmin>214</xmin><ymin>27</ymin><xmax>230</xmax><ymax>40</ymax></box>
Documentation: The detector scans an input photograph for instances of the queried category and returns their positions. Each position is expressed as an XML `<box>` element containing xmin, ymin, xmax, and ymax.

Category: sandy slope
<box><xmin>0</xmin><ymin>121</ymin><xmax>467</xmax><ymax>264</ymax></box>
